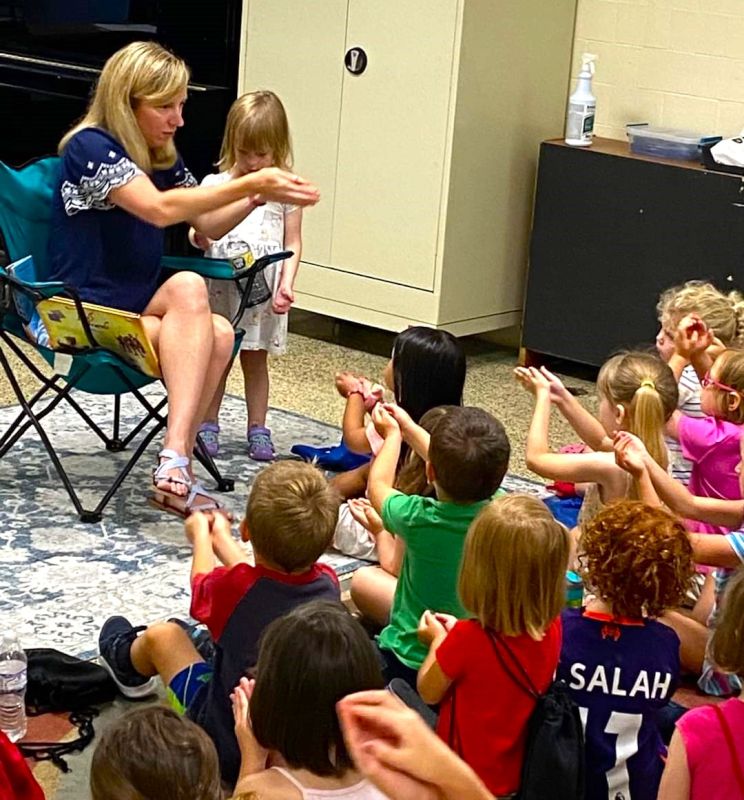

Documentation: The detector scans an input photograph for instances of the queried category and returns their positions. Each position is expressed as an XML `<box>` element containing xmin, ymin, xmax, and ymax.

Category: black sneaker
<box><xmin>98</xmin><ymin>615</ymin><xmax>158</xmax><ymax>699</ymax></box>
<box><xmin>168</xmin><ymin>617</ymin><xmax>216</xmax><ymax>664</ymax></box>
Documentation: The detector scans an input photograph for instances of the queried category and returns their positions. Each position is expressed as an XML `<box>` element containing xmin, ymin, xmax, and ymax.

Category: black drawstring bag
<box><xmin>18</xmin><ymin>648</ymin><xmax>117</xmax><ymax>773</ymax></box>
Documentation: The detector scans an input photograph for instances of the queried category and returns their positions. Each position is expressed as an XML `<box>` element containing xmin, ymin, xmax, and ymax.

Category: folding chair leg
<box><xmin>0</xmin><ymin>345</ymin><xmax>89</xmax><ymax>519</ymax></box>
<box><xmin>193</xmin><ymin>436</ymin><xmax>234</xmax><ymax>492</ymax></box>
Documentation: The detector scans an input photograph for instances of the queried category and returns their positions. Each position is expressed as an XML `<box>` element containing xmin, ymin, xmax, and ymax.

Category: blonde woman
<box><xmin>47</xmin><ymin>42</ymin><xmax>319</xmax><ymax>516</ymax></box>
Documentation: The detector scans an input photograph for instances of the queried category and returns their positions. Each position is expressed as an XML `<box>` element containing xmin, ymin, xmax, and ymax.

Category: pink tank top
<box><xmin>677</xmin><ymin>698</ymin><xmax>744</xmax><ymax>800</ymax></box>
<box><xmin>270</xmin><ymin>768</ymin><xmax>389</xmax><ymax>800</ymax></box>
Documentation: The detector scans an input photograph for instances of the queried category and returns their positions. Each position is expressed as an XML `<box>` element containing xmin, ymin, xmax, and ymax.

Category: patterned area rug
<box><xmin>0</xmin><ymin>388</ymin><xmax>369</xmax><ymax>660</ymax></box>
<box><xmin>0</xmin><ymin>386</ymin><xmax>550</xmax><ymax>660</ymax></box>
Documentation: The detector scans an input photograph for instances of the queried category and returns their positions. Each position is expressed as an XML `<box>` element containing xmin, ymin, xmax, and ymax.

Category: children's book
<box><xmin>35</xmin><ymin>296</ymin><xmax>161</xmax><ymax>378</ymax></box>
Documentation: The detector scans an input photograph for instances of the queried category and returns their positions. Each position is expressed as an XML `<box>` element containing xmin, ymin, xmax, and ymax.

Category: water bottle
<box><xmin>565</xmin><ymin>570</ymin><xmax>584</xmax><ymax>609</ymax></box>
<box><xmin>0</xmin><ymin>633</ymin><xmax>27</xmax><ymax>742</ymax></box>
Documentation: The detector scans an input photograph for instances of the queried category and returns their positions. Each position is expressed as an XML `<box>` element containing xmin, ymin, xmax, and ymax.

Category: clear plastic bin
<box><xmin>626</xmin><ymin>125</ymin><xmax>703</xmax><ymax>160</ymax></box>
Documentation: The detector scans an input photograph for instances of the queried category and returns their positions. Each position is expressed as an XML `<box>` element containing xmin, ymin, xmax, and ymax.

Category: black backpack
<box><xmin>18</xmin><ymin>648</ymin><xmax>117</xmax><ymax>772</ymax></box>
<box><xmin>488</xmin><ymin>631</ymin><xmax>585</xmax><ymax>800</ymax></box>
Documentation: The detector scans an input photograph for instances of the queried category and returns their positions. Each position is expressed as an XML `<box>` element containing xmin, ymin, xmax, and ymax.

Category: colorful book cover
<box><xmin>35</xmin><ymin>297</ymin><xmax>161</xmax><ymax>378</ymax></box>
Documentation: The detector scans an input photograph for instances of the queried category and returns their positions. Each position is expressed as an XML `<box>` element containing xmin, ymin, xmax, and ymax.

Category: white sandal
<box><xmin>150</xmin><ymin>449</ymin><xmax>229</xmax><ymax>519</ymax></box>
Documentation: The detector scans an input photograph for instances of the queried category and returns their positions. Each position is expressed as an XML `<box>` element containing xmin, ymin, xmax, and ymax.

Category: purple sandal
<box><xmin>248</xmin><ymin>425</ymin><xmax>276</xmax><ymax>461</ymax></box>
<box><xmin>197</xmin><ymin>422</ymin><xmax>220</xmax><ymax>457</ymax></box>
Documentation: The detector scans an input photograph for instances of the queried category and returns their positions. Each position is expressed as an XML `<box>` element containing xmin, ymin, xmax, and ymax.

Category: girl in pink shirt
<box><xmin>658</xmin><ymin>569</ymin><xmax>744</xmax><ymax>800</ymax></box>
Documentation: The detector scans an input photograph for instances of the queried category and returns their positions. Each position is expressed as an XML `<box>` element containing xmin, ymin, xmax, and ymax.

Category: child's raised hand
<box><xmin>433</xmin><ymin>613</ymin><xmax>458</xmax><ymax>633</ymax></box>
<box><xmin>347</xmin><ymin>498</ymin><xmax>384</xmax><ymax>536</ymax></box>
<box><xmin>613</xmin><ymin>431</ymin><xmax>649</xmax><ymax>477</ymax></box>
<box><xmin>674</xmin><ymin>314</ymin><xmax>713</xmax><ymax>358</ymax></box>
<box><xmin>372</xmin><ymin>404</ymin><xmax>400</xmax><ymax>439</ymax></box>
<box><xmin>209</xmin><ymin>511</ymin><xmax>233</xmax><ymax>540</ymax></box>
<box><xmin>381</xmin><ymin>403</ymin><xmax>414</xmax><ymax>433</ymax></box>
<box><xmin>231</xmin><ymin>676</ymin><xmax>268</xmax><ymax>771</ymax></box>
<box><xmin>417</xmin><ymin>609</ymin><xmax>449</xmax><ymax>646</ymax></box>
<box><xmin>335</xmin><ymin>370</ymin><xmax>363</xmax><ymax>398</ymax></box>
<box><xmin>539</xmin><ymin>366</ymin><xmax>571</xmax><ymax>406</ymax></box>
<box><xmin>514</xmin><ymin>366</ymin><xmax>551</xmax><ymax>396</ymax></box>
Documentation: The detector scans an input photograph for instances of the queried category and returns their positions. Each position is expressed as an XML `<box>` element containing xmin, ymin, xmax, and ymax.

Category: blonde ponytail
<box><xmin>597</xmin><ymin>352</ymin><xmax>678</xmax><ymax>491</ymax></box>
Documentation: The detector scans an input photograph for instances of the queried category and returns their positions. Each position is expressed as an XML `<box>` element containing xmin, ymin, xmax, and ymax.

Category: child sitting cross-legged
<box><xmin>559</xmin><ymin>500</ymin><xmax>695</xmax><ymax>800</ymax></box>
<box><xmin>364</xmin><ymin>403</ymin><xmax>511</xmax><ymax>688</ymax></box>
<box><xmin>417</xmin><ymin>494</ymin><xmax>571</xmax><ymax>798</ymax></box>
<box><xmin>98</xmin><ymin>461</ymin><xmax>341</xmax><ymax>787</ymax></box>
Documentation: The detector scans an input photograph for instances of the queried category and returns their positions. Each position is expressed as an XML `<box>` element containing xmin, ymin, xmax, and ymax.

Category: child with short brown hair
<box><xmin>417</xmin><ymin>494</ymin><xmax>570</xmax><ymax>797</ymax></box>
<box><xmin>559</xmin><ymin>500</ymin><xmax>694</xmax><ymax>800</ymax></box>
<box><xmin>98</xmin><ymin>461</ymin><xmax>341</xmax><ymax>786</ymax></box>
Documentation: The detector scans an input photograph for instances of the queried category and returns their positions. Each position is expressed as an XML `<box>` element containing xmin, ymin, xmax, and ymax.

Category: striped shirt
<box><xmin>666</xmin><ymin>365</ymin><xmax>703</xmax><ymax>486</ymax></box>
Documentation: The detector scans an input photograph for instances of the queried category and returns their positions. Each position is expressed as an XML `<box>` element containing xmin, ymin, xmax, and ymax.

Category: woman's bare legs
<box><xmin>142</xmin><ymin>271</ymin><xmax>234</xmax><ymax>495</ymax></box>
<box><xmin>350</xmin><ymin>566</ymin><xmax>398</xmax><ymax>628</ymax></box>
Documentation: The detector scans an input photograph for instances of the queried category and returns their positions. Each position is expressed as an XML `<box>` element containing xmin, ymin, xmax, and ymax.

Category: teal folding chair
<box><xmin>0</xmin><ymin>157</ymin><xmax>290</xmax><ymax>522</ymax></box>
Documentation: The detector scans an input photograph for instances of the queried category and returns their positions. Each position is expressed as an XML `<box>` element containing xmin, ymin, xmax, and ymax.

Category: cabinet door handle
<box><xmin>345</xmin><ymin>47</ymin><xmax>368</xmax><ymax>75</ymax></box>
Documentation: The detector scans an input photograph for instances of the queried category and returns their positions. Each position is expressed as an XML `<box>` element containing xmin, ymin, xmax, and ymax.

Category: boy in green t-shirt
<box><xmin>367</xmin><ymin>404</ymin><xmax>510</xmax><ymax>688</ymax></box>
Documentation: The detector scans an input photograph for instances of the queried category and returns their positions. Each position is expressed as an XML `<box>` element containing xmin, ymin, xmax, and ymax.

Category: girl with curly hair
<box><xmin>557</xmin><ymin>500</ymin><xmax>694</xmax><ymax>800</ymax></box>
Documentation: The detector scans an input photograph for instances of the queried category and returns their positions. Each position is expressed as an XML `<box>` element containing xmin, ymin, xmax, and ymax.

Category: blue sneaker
<box><xmin>98</xmin><ymin>616</ymin><xmax>158</xmax><ymax>699</ymax></box>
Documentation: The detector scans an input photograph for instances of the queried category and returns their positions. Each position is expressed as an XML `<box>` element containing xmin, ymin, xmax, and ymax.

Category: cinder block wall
<box><xmin>571</xmin><ymin>0</ymin><xmax>744</xmax><ymax>140</ymax></box>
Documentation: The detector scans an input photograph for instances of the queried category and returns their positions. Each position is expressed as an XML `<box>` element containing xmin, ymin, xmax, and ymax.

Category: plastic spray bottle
<box><xmin>565</xmin><ymin>53</ymin><xmax>597</xmax><ymax>147</ymax></box>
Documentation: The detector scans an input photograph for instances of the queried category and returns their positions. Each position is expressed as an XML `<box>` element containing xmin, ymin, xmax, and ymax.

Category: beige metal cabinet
<box><xmin>240</xmin><ymin>0</ymin><xmax>577</xmax><ymax>334</ymax></box>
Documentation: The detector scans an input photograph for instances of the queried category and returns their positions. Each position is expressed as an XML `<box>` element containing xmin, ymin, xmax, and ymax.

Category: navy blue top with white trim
<box><xmin>47</xmin><ymin>128</ymin><xmax>196</xmax><ymax>313</ymax></box>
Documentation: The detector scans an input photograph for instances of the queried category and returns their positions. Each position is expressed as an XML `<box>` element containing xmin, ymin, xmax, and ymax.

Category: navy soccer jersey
<box><xmin>557</xmin><ymin>608</ymin><xmax>680</xmax><ymax>800</ymax></box>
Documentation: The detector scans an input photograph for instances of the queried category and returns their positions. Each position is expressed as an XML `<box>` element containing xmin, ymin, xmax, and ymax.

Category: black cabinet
<box><xmin>522</xmin><ymin>138</ymin><xmax>744</xmax><ymax>367</ymax></box>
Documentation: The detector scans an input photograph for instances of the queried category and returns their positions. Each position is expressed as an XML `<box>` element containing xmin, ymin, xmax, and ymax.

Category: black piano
<box><xmin>0</xmin><ymin>0</ymin><xmax>241</xmax><ymax>181</ymax></box>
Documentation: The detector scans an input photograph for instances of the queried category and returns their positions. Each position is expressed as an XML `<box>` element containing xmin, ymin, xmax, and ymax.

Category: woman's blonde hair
<box><xmin>459</xmin><ymin>494</ymin><xmax>570</xmax><ymax>639</ymax></box>
<box><xmin>59</xmin><ymin>41</ymin><xmax>189</xmax><ymax>172</ymax></box>
<box><xmin>710</xmin><ymin>568</ymin><xmax>744</xmax><ymax>677</ymax></box>
<box><xmin>217</xmin><ymin>91</ymin><xmax>293</xmax><ymax>172</ymax></box>
<box><xmin>657</xmin><ymin>280</ymin><xmax>744</xmax><ymax>347</ymax></box>
<box><xmin>597</xmin><ymin>352</ymin><xmax>678</xmax><ymax>478</ymax></box>
<box><xmin>707</xmin><ymin>349</ymin><xmax>744</xmax><ymax>424</ymax></box>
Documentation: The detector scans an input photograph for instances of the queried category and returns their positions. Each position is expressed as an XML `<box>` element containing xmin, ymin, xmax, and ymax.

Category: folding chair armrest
<box><xmin>160</xmin><ymin>255</ymin><xmax>235</xmax><ymax>281</ymax></box>
<box><xmin>160</xmin><ymin>250</ymin><xmax>293</xmax><ymax>281</ymax></box>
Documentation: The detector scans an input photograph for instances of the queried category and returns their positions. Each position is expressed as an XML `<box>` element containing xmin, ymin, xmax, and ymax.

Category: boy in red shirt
<box><xmin>98</xmin><ymin>461</ymin><xmax>341</xmax><ymax>785</ymax></box>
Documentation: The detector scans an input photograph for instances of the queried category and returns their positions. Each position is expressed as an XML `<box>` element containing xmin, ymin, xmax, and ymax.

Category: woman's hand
<box><xmin>231</xmin><ymin>677</ymin><xmax>268</xmax><ymax>775</ymax></box>
<box><xmin>347</xmin><ymin>498</ymin><xmax>384</xmax><ymax>536</ymax></box>
<box><xmin>613</xmin><ymin>431</ymin><xmax>649</xmax><ymax>477</ymax></box>
<box><xmin>272</xmin><ymin>282</ymin><xmax>295</xmax><ymax>314</ymax></box>
<box><xmin>191</xmin><ymin>230</ymin><xmax>212</xmax><ymax>251</ymax></box>
<box><xmin>250</xmin><ymin>167</ymin><xmax>320</xmax><ymax>207</ymax></box>
<box><xmin>417</xmin><ymin>609</ymin><xmax>449</xmax><ymax>646</ymax></box>
<box><xmin>514</xmin><ymin>366</ymin><xmax>551</xmax><ymax>396</ymax></box>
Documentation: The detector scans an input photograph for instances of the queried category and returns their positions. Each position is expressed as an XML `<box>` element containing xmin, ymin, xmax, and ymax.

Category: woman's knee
<box><xmin>164</xmin><ymin>271</ymin><xmax>211</xmax><ymax>314</ymax></box>
<box><xmin>212</xmin><ymin>314</ymin><xmax>235</xmax><ymax>357</ymax></box>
